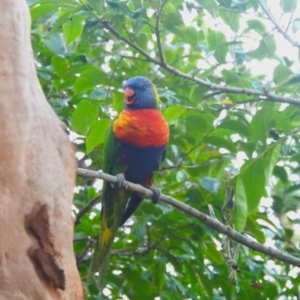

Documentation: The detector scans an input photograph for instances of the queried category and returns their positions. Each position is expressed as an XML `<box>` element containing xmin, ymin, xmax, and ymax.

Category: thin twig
<box><xmin>75</xmin><ymin>194</ymin><xmax>102</xmax><ymax>226</ymax></box>
<box><xmin>160</xmin><ymin>82</ymin><xmax>197</xmax><ymax>93</ymax></box>
<box><xmin>77</xmin><ymin>168</ymin><xmax>300</xmax><ymax>268</ymax></box>
<box><xmin>259</xmin><ymin>0</ymin><xmax>300</xmax><ymax>48</ymax></box>
<box><xmin>105</xmin><ymin>56</ymin><xmax>124</xmax><ymax>102</ymax></box>
<box><xmin>74</xmin><ymin>236</ymin><xmax>97</xmax><ymax>243</ymax></box>
<box><xmin>111</xmin><ymin>236</ymin><xmax>165</xmax><ymax>256</ymax></box>
<box><xmin>175</xmin><ymin>126</ymin><xmax>214</xmax><ymax>167</ymax></box>
<box><xmin>101</xmin><ymin>20</ymin><xmax>300</xmax><ymax>105</ymax></box>
<box><xmin>76</xmin><ymin>241</ymin><xmax>92</xmax><ymax>264</ymax></box>
<box><xmin>286</xmin><ymin>10</ymin><xmax>295</xmax><ymax>32</ymax></box>
<box><xmin>217</xmin><ymin>96</ymin><xmax>300</xmax><ymax>112</ymax></box>
<box><xmin>202</xmin><ymin>90</ymin><xmax>225</xmax><ymax>100</ymax></box>
<box><xmin>120</xmin><ymin>54</ymin><xmax>150</xmax><ymax>62</ymax></box>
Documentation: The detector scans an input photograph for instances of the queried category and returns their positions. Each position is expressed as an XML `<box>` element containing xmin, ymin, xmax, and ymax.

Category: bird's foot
<box><xmin>112</xmin><ymin>173</ymin><xmax>128</xmax><ymax>189</ymax></box>
<box><xmin>149</xmin><ymin>187</ymin><xmax>161</xmax><ymax>204</ymax></box>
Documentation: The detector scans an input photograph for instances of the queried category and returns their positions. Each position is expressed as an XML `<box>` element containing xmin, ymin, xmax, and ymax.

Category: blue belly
<box><xmin>117</xmin><ymin>142</ymin><xmax>166</xmax><ymax>184</ymax></box>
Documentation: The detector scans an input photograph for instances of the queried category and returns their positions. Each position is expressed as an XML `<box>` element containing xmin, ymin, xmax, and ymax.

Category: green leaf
<box><xmin>135</xmin><ymin>32</ymin><xmax>148</xmax><ymax>49</ymax></box>
<box><xmin>251</xmin><ymin>108</ymin><xmax>275</xmax><ymax>144</ymax></box>
<box><xmin>205</xmin><ymin>242</ymin><xmax>223</xmax><ymax>263</ymax></box>
<box><xmin>74</xmin><ymin>65</ymin><xmax>107</xmax><ymax>94</ymax></box>
<box><xmin>273</xmin><ymin>166</ymin><xmax>288</xmax><ymax>183</ymax></box>
<box><xmin>264</xmin><ymin>143</ymin><xmax>281</xmax><ymax>181</ymax></box>
<box><xmin>190</xmin><ymin>84</ymin><xmax>210</xmax><ymax>101</ymax></box>
<box><xmin>43</xmin><ymin>33</ymin><xmax>67</xmax><ymax>55</ymax></box>
<box><xmin>87</xmin><ymin>0</ymin><xmax>103</xmax><ymax>14</ymax></box>
<box><xmin>247</xmin><ymin>19</ymin><xmax>266</xmax><ymax>35</ymax></box>
<box><xmin>184</xmin><ymin>112</ymin><xmax>208</xmax><ymax>137</ymax></box>
<box><xmin>292</xmin><ymin>18</ymin><xmax>300</xmax><ymax>33</ymax></box>
<box><xmin>163</xmin><ymin>14</ymin><xmax>183</xmax><ymax>30</ymax></box>
<box><xmin>273</xmin><ymin>64</ymin><xmax>293</xmax><ymax>87</ymax></box>
<box><xmin>222</xmin><ymin>69</ymin><xmax>240</xmax><ymax>85</ymax></box>
<box><xmin>246</xmin><ymin>216</ymin><xmax>266</xmax><ymax>243</ymax></box>
<box><xmin>248</xmin><ymin>35</ymin><xmax>276</xmax><ymax>60</ymax></box>
<box><xmin>51</xmin><ymin>55</ymin><xmax>69</xmax><ymax>78</ymax></box>
<box><xmin>219</xmin><ymin>10</ymin><xmax>239</xmax><ymax>32</ymax></box>
<box><xmin>163</xmin><ymin>2</ymin><xmax>177</xmax><ymax>14</ymax></box>
<box><xmin>107</xmin><ymin>0</ymin><xmax>131</xmax><ymax>16</ymax></box>
<box><xmin>63</xmin><ymin>14</ymin><xmax>86</xmax><ymax>44</ymax></box>
<box><xmin>112</xmin><ymin>91</ymin><xmax>124</xmax><ymax>113</ymax></box>
<box><xmin>249</xmin><ymin>0</ymin><xmax>259</xmax><ymax>10</ymax></box>
<box><xmin>262</xmin><ymin>35</ymin><xmax>276</xmax><ymax>56</ymax></box>
<box><xmin>240</xmin><ymin>141</ymin><xmax>256</xmax><ymax>159</ymax></box>
<box><xmin>71</xmin><ymin>99</ymin><xmax>99</xmax><ymax>135</ymax></box>
<box><xmin>91</xmin><ymin>87</ymin><xmax>107</xmax><ymax>100</ymax></box>
<box><xmin>216</xmin><ymin>0</ymin><xmax>231</xmax><ymax>7</ymax></box>
<box><xmin>152</xmin><ymin>262</ymin><xmax>166</xmax><ymax>291</ymax></box>
<box><xmin>30</xmin><ymin>3</ymin><xmax>57</xmax><ymax>21</ymax></box>
<box><xmin>280</xmin><ymin>0</ymin><xmax>297</xmax><ymax>13</ymax></box>
<box><xmin>218</xmin><ymin>119</ymin><xmax>251</xmax><ymax>136</ymax></box>
<box><xmin>132</xmin><ymin>7</ymin><xmax>146</xmax><ymax>19</ymax></box>
<box><xmin>198</xmin><ymin>150</ymin><xmax>221</xmax><ymax>162</ymax></box>
<box><xmin>133</xmin><ymin>18</ymin><xmax>146</xmax><ymax>36</ymax></box>
<box><xmin>274</xmin><ymin>111</ymin><xmax>293</xmax><ymax>132</ymax></box>
<box><xmin>163</xmin><ymin>105</ymin><xmax>186</xmax><ymax>123</ymax></box>
<box><xmin>86</xmin><ymin>119</ymin><xmax>111</xmax><ymax>153</ymax></box>
<box><xmin>38</xmin><ymin>0</ymin><xmax>76</xmax><ymax>3</ymax></box>
<box><xmin>234</xmin><ymin>177</ymin><xmax>248</xmax><ymax>232</ymax></box>
<box><xmin>179</xmin><ymin>27</ymin><xmax>200</xmax><ymax>46</ymax></box>
<box><xmin>200</xmin><ymin>177</ymin><xmax>220</xmax><ymax>194</ymax></box>
<box><xmin>207</xmin><ymin>30</ymin><xmax>228</xmax><ymax>63</ymax></box>
<box><xmin>204</xmin><ymin>136</ymin><xmax>236</xmax><ymax>153</ymax></box>
<box><xmin>240</xmin><ymin>158</ymin><xmax>266</xmax><ymax>212</ymax></box>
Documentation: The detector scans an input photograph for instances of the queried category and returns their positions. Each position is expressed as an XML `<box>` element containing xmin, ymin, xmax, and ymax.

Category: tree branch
<box><xmin>101</xmin><ymin>21</ymin><xmax>300</xmax><ymax>106</ymax></box>
<box><xmin>259</xmin><ymin>0</ymin><xmax>300</xmax><ymax>48</ymax></box>
<box><xmin>77</xmin><ymin>167</ymin><xmax>300</xmax><ymax>268</ymax></box>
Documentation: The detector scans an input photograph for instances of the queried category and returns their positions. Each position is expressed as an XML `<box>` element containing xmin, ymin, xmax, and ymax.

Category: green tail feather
<box><xmin>87</xmin><ymin>235</ymin><xmax>114</xmax><ymax>288</ymax></box>
<box><xmin>88</xmin><ymin>187</ymin><xmax>129</xmax><ymax>288</ymax></box>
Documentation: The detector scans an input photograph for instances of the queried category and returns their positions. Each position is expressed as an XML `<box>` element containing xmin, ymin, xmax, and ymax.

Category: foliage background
<box><xmin>29</xmin><ymin>0</ymin><xmax>300</xmax><ymax>299</ymax></box>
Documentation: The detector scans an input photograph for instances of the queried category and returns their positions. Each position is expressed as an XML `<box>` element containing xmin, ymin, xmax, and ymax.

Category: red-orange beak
<box><xmin>124</xmin><ymin>87</ymin><xmax>136</xmax><ymax>105</ymax></box>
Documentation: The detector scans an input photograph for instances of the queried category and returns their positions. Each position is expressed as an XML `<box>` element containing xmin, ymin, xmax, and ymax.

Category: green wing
<box><xmin>102</xmin><ymin>122</ymin><xmax>122</xmax><ymax>175</ymax></box>
<box><xmin>88</xmin><ymin>123</ymin><xmax>131</xmax><ymax>287</ymax></box>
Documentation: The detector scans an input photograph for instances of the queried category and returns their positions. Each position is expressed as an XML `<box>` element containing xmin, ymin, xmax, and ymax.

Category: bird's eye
<box><xmin>141</xmin><ymin>85</ymin><xmax>147</xmax><ymax>91</ymax></box>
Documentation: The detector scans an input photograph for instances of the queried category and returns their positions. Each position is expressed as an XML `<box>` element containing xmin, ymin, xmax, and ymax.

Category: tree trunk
<box><xmin>0</xmin><ymin>1</ymin><xmax>84</xmax><ymax>299</ymax></box>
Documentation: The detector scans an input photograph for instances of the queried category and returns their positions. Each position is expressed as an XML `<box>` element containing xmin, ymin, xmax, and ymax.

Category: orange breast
<box><xmin>113</xmin><ymin>109</ymin><xmax>169</xmax><ymax>148</ymax></box>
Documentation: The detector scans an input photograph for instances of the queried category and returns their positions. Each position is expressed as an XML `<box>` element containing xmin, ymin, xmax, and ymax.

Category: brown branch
<box><xmin>77</xmin><ymin>168</ymin><xmax>300</xmax><ymax>268</ymax></box>
<box><xmin>101</xmin><ymin>21</ymin><xmax>300</xmax><ymax>106</ymax></box>
<box><xmin>259</xmin><ymin>0</ymin><xmax>300</xmax><ymax>48</ymax></box>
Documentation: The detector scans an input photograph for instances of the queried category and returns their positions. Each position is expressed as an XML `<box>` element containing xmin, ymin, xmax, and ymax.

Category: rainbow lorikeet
<box><xmin>88</xmin><ymin>76</ymin><xmax>169</xmax><ymax>287</ymax></box>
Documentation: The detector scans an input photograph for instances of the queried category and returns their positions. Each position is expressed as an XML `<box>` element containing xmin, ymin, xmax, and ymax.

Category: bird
<box><xmin>88</xmin><ymin>76</ymin><xmax>169</xmax><ymax>288</ymax></box>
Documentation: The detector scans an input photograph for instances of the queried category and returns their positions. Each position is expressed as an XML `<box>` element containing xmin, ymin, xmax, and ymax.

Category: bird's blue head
<box><xmin>123</xmin><ymin>76</ymin><xmax>160</xmax><ymax>109</ymax></box>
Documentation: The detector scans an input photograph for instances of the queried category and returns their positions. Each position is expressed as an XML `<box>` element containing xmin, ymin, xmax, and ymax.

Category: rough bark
<box><xmin>0</xmin><ymin>1</ymin><xmax>84</xmax><ymax>299</ymax></box>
